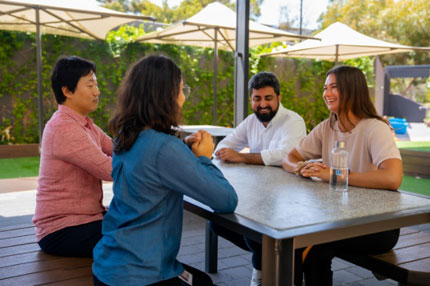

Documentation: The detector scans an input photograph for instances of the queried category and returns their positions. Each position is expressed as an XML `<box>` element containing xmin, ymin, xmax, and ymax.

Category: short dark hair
<box><xmin>248</xmin><ymin>71</ymin><xmax>280</xmax><ymax>96</ymax></box>
<box><xmin>51</xmin><ymin>56</ymin><xmax>96</xmax><ymax>104</ymax></box>
<box><xmin>109</xmin><ymin>54</ymin><xmax>182</xmax><ymax>153</ymax></box>
<box><xmin>326</xmin><ymin>65</ymin><xmax>386</xmax><ymax>130</ymax></box>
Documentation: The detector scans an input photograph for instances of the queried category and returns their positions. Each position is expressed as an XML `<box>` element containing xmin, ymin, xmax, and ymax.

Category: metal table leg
<box><xmin>262</xmin><ymin>235</ymin><xmax>294</xmax><ymax>286</ymax></box>
<box><xmin>205</xmin><ymin>221</ymin><xmax>218</xmax><ymax>273</ymax></box>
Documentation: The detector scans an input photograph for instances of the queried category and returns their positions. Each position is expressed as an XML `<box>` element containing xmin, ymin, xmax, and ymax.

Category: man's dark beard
<box><xmin>255</xmin><ymin>106</ymin><xmax>277</xmax><ymax>123</ymax></box>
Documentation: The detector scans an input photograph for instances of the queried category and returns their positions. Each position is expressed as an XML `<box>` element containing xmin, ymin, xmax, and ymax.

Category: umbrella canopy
<box><xmin>0</xmin><ymin>0</ymin><xmax>153</xmax><ymax>40</ymax></box>
<box><xmin>0</xmin><ymin>0</ymin><xmax>154</xmax><ymax>141</ymax></box>
<box><xmin>136</xmin><ymin>2</ymin><xmax>313</xmax><ymax>51</ymax></box>
<box><xmin>136</xmin><ymin>2</ymin><xmax>314</xmax><ymax>124</ymax></box>
<box><xmin>263</xmin><ymin>22</ymin><xmax>430</xmax><ymax>64</ymax></box>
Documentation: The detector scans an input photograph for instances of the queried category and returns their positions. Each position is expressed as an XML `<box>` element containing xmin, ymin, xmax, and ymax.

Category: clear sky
<box><xmin>259</xmin><ymin>0</ymin><xmax>330</xmax><ymax>29</ymax></box>
<box><xmin>148</xmin><ymin>0</ymin><xmax>330</xmax><ymax>29</ymax></box>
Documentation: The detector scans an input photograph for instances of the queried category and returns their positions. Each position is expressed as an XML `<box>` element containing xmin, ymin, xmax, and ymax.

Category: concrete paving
<box><xmin>0</xmin><ymin>177</ymin><xmax>411</xmax><ymax>285</ymax></box>
<box><xmin>396</xmin><ymin>122</ymin><xmax>430</xmax><ymax>141</ymax></box>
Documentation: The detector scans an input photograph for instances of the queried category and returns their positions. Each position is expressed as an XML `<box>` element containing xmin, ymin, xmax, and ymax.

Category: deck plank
<box><xmin>0</xmin><ymin>243</ymin><xmax>42</xmax><ymax>257</ymax></box>
<box><xmin>373</xmin><ymin>242</ymin><xmax>430</xmax><ymax>265</ymax></box>
<box><xmin>0</xmin><ymin>251</ymin><xmax>61</xmax><ymax>268</ymax></box>
<box><xmin>394</xmin><ymin>231</ymin><xmax>430</xmax><ymax>249</ymax></box>
<box><xmin>0</xmin><ymin>227</ymin><xmax>35</xmax><ymax>240</ymax></box>
<box><xmin>43</xmin><ymin>275</ymin><xmax>93</xmax><ymax>286</ymax></box>
<box><xmin>0</xmin><ymin>265</ymin><xmax>92</xmax><ymax>286</ymax></box>
<box><xmin>0</xmin><ymin>256</ymin><xmax>92</xmax><ymax>280</ymax></box>
<box><xmin>0</xmin><ymin>234</ymin><xmax>36</xmax><ymax>248</ymax></box>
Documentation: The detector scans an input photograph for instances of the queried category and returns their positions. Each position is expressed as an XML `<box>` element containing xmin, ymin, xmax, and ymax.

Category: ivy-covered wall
<box><xmin>0</xmin><ymin>30</ymin><xmax>332</xmax><ymax>144</ymax></box>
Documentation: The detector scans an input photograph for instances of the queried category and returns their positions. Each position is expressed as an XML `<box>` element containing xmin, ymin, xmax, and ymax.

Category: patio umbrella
<box><xmin>0</xmin><ymin>0</ymin><xmax>154</xmax><ymax>141</ymax></box>
<box><xmin>136</xmin><ymin>2</ymin><xmax>314</xmax><ymax>124</ymax></box>
<box><xmin>263</xmin><ymin>22</ymin><xmax>430</xmax><ymax>65</ymax></box>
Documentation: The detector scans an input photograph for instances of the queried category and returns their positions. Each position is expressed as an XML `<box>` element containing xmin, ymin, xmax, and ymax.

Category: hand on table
<box><xmin>215</xmin><ymin>148</ymin><xmax>243</xmax><ymax>163</ymax></box>
<box><xmin>300</xmin><ymin>162</ymin><xmax>330</xmax><ymax>182</ymax></box>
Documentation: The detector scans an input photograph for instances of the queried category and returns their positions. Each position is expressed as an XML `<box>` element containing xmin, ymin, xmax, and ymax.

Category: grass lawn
<box><xmin>400</xmin><ymin>175</ymin><xmax>430</xmax><ymax>196</ymax></box>
<box><xmin>396</xmin><ymin>141</ymin><xmax>430</xmax><ymax>196</ymax></box>
<box><xmin>0</xmin><ymin>156</ymin><xmax>40</xmax><ymax>179</ymax></box>
<box><xmin>396</xmin><ymin>140</ymin><xmax>430</xmax><ymax>152</ymax></box>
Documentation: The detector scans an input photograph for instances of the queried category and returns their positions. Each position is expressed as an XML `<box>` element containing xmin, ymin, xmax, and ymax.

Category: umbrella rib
<box><xmin>139</xmin><ymin>26</ymin><xmax>213</xmax><ymax>41</ymax></box>
<box><xmin>0</xmin><ymin>0</ymin><xmax>154</xmax><ymax>21</ymax></box>
<box><xmin>200</xmin><ymin>27</ymin><xmax>234</xmax><ymax>51</ymax></box>
<box><xmin>37</xmin><ymin>22</ymin><xmax>87</xmax><ymax>35</ymax></box>
<box><xmin>42</xmin><ymin>8</ymin><xmax>99</xmax><ymax>39</ymax></box>
<box><xmin>217</xmin><ymin>29</ymin><xmax>234</xmax><ymax>51</ymax></box>
<box><xmin>0</xmin><ymin>6</ymin><xmax>30</xmax><ymax>16</ymax></box>
<box><xmin>42</xmin><ymin>16</ymin><xmax>110</xmax><ymax>25</ymax></box>
<box><xmin>184</xmin><ymin>21</ymin><xmax>315</xmax><ymax>40</ymax></box>
<box><xmin>0</xmin><ymin>7</ymin><xmax>36</xmax><ymax>25</ymax></box>
<box><xmin>199</xmin><ymin>27</ymin><xmax>216</xmax><ymax>41</ymax></box>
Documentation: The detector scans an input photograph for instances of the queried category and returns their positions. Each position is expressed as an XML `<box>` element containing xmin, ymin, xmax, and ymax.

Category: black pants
<box><xmin>208</xmin><ymin>222</ymin><xmax>304</xmax><ymax>285</ymax></box>
<box><xmin>93</xmin><ymin>263</ymin><xmax>215</xmax><ymax>286</ymax></box>
<box><xmin>302</xmin><ymin>228</ymin><xmax>400</xmax><ymax>286</ymax></box>
<box><xmin>209</xmin><ymin>223</ymin><xmax>398</xmax><ymax>286</ymax></box>
<box><xmin>208</xmin><ymin>222</ymin><xmax>260</xmax><ymax>267</ymax></box>
<box><xmin>38</xmin><ymin>220</ymin><xmax>102</xmax><ymax>257</ymax></box>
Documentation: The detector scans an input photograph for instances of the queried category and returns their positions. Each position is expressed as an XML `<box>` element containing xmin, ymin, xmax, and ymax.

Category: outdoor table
<box><xmin>179</xmin><ymin>125</ymin><xmax>234</xmax><ymax>145</ymax></box>
<box><xmin>183</xmin><ymin>160</ymin><xmax>430</xmax><ymax>286</ymax></box>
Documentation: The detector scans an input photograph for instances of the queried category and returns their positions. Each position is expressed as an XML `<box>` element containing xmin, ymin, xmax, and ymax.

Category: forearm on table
<box><xmin>348</xmin><ymin>159</ymin><xmax>403</xmax><ymax>191</ymax></box>
<box><xmin>238</xmin><ymin>153</ymin><xmax>265</xmax><ymax>165</ymax></box>
<box><xmin>282</xmin><ymin>149</ymin><xmax>305</xmax><ymax>173</ymax></box>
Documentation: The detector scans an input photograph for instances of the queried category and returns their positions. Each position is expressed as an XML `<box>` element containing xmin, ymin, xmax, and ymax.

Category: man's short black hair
<box><xmin>248</xmin><ymin>71</ymin><xmax>280</xmax><ymax>96</ymax></box>
<box><xmin>51</xmin><ymin>56</ymin><xmax>96</xmax><ymax>104</ymax></box>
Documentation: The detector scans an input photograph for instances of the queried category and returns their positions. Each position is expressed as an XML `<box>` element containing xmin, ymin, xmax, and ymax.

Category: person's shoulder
<box><xmin>309</xmin><ymin>118</ymin><xmax>330</xmax><ymax>133</ymax></box>
<box><xmin>278</xmin><ymin>104</ymin><xmax>304</xmax><ymax>122</ymax></box>
<box><xmin>44</xmin><ymin>111</ymin><xmax>81</xmax><ymax>136</ymax></box>
<box><xmin>235</xmin><ymin>113</ymin><xmax>257</xmax><ymax>128</ymax></box>
<box><xmin>283</xmin><ymin>108</ymin><xmax>305</xmax><ymax>122</ymax></box>
<box><xmin>360</xmin><ymin>118</ymin><xmax>390</xmax><ymax>131</ymax></box>
<box><xmin>243</xmin><ymin>113</ymin><xmax>257</xmax><ymax>123</ymax></box>
<box><xmin>141</xmin><ymin>129</ymin><xmax>183</xmax><ymax>149</ymax></box>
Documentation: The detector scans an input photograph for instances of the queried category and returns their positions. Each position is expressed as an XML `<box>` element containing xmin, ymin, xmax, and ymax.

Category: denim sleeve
<box><xmin>156</xmin><ymin>137</ymin><xmax>238</xmax><ymax>214</ymax></box>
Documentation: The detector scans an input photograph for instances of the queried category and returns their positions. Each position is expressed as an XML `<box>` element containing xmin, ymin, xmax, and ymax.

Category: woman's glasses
<box><xmin>183</xmin><ymin>84</ymin><xmax>191</xmax><ymax>99</ymax></box>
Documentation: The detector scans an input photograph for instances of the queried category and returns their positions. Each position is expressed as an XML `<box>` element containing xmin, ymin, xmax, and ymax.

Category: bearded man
<box><xmin>211</xmin><ymin>72</ymin><xmax>307</xmax><ymax>286</ymax></box>
<box><xmin>215</xmin><ymin>71</ymin><xmax>306</xmax><ymax>166</ymax></box>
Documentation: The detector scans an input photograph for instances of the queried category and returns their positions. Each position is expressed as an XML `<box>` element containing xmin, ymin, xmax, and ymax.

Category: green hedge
<box><xmin>0</xmin><ymin>29</ymin><xmax>334</xmax><ymax>144</ymax></box>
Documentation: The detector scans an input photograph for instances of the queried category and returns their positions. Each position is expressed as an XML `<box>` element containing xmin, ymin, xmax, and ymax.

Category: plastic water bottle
<box><xmin>329</xmin><ymin>141</ymin><xmax>349</xmax><ymax>192</ymax></box>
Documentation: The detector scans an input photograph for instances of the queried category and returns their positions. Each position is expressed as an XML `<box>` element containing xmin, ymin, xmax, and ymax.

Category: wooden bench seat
<box><xmin>338</xmin><ymin>227</ymin><xmax>430</xmax><ymax>286</ymax></box>
<box><xmin>0</xmin><ymin>223</ymin><xmax>93</xmax><ymax>286</ymax></box>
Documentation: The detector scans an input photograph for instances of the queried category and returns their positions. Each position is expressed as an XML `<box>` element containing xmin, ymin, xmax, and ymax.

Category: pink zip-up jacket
<box><xmin>33</xmin><ymin>105</ymin><xmax>113</xmax><ymax>241</ymax></box>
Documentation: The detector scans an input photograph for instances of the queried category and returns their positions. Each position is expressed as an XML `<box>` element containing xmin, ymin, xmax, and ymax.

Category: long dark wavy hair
<box><xmin>109</xmin><ymin>54</ymin><xmax>182</xmax><ymax>153</ymax></box>
<box><xmin>327</xmin><ymin>65</ymin><xmax>386</xmax><ymax>131</ymax></box>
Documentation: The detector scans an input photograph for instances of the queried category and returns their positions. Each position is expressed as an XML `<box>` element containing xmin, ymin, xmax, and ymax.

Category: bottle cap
<box><xmin>335</xmin><ymin>141</ymin><xmax>346</xmax><ymax>148</ymax></box>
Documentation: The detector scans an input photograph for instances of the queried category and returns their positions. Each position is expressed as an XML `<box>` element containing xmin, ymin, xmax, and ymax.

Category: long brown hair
<box><xmin>327</xmin><ymin>65</ymin><xmax>386</xmax><ymax>130</ymax></box>
<box><xmin>109</xmin><ymin>54</ymin><xmax>182</xmax><ymax>153</ymax></box>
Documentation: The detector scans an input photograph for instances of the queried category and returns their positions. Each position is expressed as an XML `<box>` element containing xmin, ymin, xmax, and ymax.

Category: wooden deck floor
<box><xmin>0</xmin><ymin>222</ymin><xmax>93</xmax><ymax>286</ymax></box>
<box><xmin>1</xmin><ymin>184</ymin><xmax>428</xmax><ymax>285</ymax></box>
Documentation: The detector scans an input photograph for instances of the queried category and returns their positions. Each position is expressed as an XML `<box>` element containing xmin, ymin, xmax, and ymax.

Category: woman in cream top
<box><xmin>282</xmin><ymin>65</ymin><xmax>402</xmax><ymax>286</ymax></box>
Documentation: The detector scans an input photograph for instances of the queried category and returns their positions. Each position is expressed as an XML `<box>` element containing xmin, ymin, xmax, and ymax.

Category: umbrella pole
<box><xmin>36</xmin><ymin>7</ymin><xmax>44</xmax><ymax>144</ymax></box>
<box><xmin>213</xmin><ymin>31</ymin><xmax>218</xmax><ymax>125</ymax></box>
<box><xmin>335</xmin><ymin>44</ymin><xmax>339</xmax><ymax>66</ymax></box>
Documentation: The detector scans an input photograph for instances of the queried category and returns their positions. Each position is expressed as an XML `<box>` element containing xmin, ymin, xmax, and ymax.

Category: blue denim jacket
<box><xmin>93</xmin><ymin>129</ymin><xmax>237</xmax><ymax>285</ymax></box>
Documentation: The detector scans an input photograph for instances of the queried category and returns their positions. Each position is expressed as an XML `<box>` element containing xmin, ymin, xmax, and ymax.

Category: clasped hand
<box><xmin>184</xmin><ymin>130</ymin><xmax>214</xmax><ymax>159</ymax></box>
<box><xmin>299</xmin><ymin>162</ymin><xmax>330</xmax><ymax>182</ymax></box>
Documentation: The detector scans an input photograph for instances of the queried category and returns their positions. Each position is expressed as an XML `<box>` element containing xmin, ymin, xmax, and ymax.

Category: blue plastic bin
<box><xmin>388</xmin><ymin>117</ymin><xmax>408</xmax><ymax>135</ymax></box>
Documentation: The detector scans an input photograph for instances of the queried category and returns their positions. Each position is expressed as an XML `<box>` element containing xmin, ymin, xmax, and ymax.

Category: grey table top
<box><xmin>179</xmin><ymin>125</ymin><xmax>235</xmax><ymax>137</ymax></box>
<box><xmin>198</xmin><ymin>161</ymin><xmax>430</xmax><ymax>242</ymax></box>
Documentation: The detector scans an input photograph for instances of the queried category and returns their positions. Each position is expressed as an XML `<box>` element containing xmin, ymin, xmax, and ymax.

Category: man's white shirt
<box><xmin>215</xmin><ymin>103</ymin><xmax>306</xmax><ymax>166</ymax></box>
